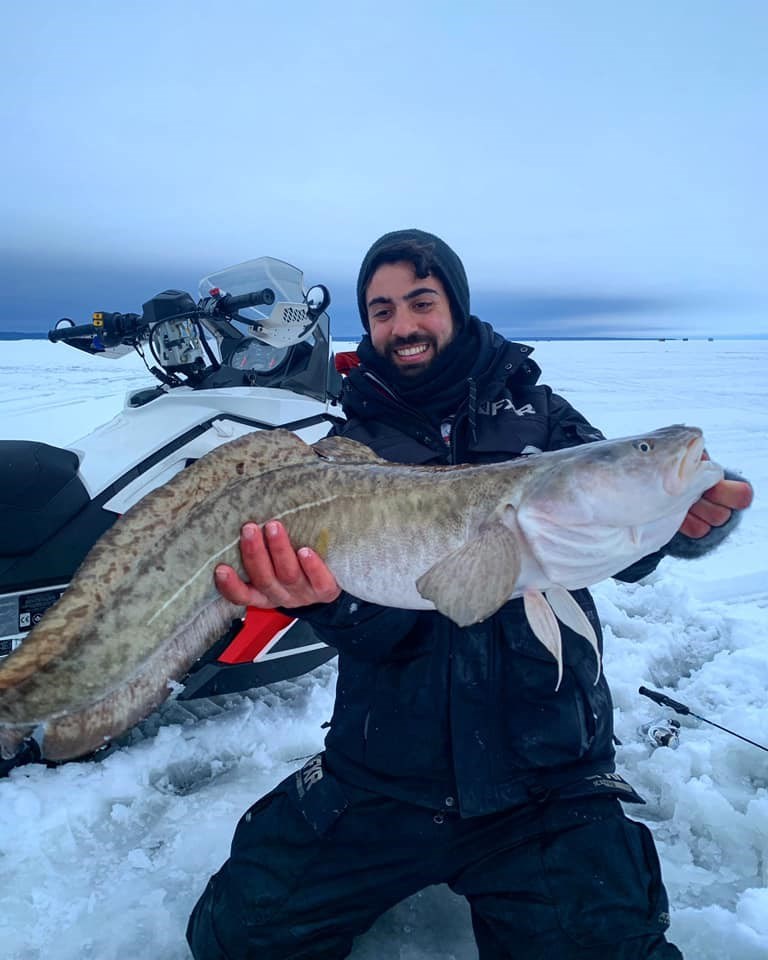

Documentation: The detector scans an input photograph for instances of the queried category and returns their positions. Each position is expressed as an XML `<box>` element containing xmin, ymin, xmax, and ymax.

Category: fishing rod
<box><xmin>639</xmin><ymin>687</ymin><xmax>768</xmax><ymax>753</ymax></box>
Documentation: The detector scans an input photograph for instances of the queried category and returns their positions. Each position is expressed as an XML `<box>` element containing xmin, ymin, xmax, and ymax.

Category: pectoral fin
<box><xmin>523</xmin><ymin>589</ymin><xmax>563</xmax><ymax>690</ymax></box>
<box><xmin>416</xmin><ymin>522</ymin><xmax>521</xmax><ymax>627</ymax></box>
<box><xmin>544</xmin><ymin>585</ymin><xmax>602</xmax><ymax>683</ymax></box>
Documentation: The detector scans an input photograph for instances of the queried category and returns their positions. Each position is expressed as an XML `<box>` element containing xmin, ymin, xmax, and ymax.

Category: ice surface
<box><xmin>1</xmin><ymin>337</ymin><xmax>766</xmax><ymax>959</ymax></box>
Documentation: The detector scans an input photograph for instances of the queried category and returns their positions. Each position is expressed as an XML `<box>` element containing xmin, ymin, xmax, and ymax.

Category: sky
<box><xmin>1</xmin><ymin>1</ymin><xmax>766</xmax><ymax>339</ymax></box>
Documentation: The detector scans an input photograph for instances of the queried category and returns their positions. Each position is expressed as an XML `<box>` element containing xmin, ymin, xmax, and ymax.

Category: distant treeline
<box><xmin>0</xmin><ymin>332</ymin><xmax>49</xmax><ymax>340</ymax></box>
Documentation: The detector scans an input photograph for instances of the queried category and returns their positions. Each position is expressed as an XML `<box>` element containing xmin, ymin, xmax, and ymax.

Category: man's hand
<box><xmin>679</xmin><ymin>477</ymin><xmax>753</xmax><ymax>539</ymax></box>
<box><xmin>214</xmin><ymin>521</ymin><xmax>341</xmax><ymax>609</ymax></box>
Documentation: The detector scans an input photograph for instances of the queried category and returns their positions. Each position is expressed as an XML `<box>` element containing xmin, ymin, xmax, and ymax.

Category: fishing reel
<box><xmin>638</xmin><ymin>717</ymin><xmax>681</xmax><ymax>749</ymax></box>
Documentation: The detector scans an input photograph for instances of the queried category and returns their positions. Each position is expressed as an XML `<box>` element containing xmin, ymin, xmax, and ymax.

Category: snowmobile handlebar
<box><xmin>209</xmin><ymin>287</ymin><xmax>275</xmax><ymax>314</ymax></box>
<box><xmin>48</xmin><ymin>312</ymin><xmax>147</xmax><ymax>347</ymax></box>
<box><xmin>48</xmin><ymin>322</ymin><xmax>101</xmax><ymax>342</ymax></box>
<box><xmin>48</xmin><ymin>288</ymin><xmax>276</xmax><ymax>348</ymax></box>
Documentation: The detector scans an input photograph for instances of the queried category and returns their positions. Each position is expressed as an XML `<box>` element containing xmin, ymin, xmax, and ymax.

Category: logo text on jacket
<box><xmin>479</xmin><ymin>399</ymin><xmax>536</xmax><ymax>417</ymax></box>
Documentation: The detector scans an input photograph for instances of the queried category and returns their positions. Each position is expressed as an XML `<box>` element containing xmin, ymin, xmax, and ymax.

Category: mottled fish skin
<box><xmin>0</xmin><ymin>425</ymin><xmax>723</xmax><ymax>761</ymax></box>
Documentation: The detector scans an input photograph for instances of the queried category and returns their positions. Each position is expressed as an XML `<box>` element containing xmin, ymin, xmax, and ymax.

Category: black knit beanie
<box><xmin>356</xmin><ymin>229</ymin><xmax>470</xmax><ymax>332</ymax></box>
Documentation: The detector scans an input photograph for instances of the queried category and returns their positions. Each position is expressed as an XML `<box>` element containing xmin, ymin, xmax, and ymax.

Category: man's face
<box><xmin>365</xmin><ymin>261</ymin><xmax>456</xmax><ymax>376</ymax></box>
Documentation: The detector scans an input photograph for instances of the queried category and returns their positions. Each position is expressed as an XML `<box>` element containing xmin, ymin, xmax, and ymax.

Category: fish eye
<box><xmin>633</xmin><ymin>439</ymin><xmax>655</xmax><ymax>453</ymax></box>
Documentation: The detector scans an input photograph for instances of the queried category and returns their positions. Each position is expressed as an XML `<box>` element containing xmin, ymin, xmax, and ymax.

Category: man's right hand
<box><xmin>214</xmin><ymin>521</ymin><xmax>342</xmax><ymax>609</ymax></box>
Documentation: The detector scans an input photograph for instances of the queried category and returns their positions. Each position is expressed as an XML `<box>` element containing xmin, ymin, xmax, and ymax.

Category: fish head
<box><xmin>595</xmin><ymin>425</ymin><xmax>723</xmax><ymax>524</ymax></box>
<box><xmin>512</xmin><ymin>425</ymin><xmax>725</xmax><ymax>589</ymax></box>
<box><xmin>519</xmin><ymin>425</ymin><xmax>724</xmax><ymax>529</ymax></box>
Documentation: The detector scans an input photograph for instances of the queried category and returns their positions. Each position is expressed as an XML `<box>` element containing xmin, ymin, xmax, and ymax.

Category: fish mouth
<box><xmin>664</xmin><ymin>432</ymin><xmax>714</xmax><ymax>496</ymax></box>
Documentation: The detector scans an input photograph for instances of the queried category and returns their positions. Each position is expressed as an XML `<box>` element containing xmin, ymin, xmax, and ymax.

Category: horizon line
<box><xmin>3</xmin><ymin>331</ymin><xmax>767</xmax><ymax>343</ymax></box>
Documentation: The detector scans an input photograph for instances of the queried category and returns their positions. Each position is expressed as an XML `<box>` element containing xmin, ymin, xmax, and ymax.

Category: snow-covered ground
<box><xmin>1</xmin><ymin>337</ymin><xmax>766</xmax><ymax>960</ymax></box>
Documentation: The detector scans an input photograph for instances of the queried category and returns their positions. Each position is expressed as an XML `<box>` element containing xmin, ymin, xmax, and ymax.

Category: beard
<box><xmin>379</xmin><ymin>333</ymin><xmax>440</xmax><ymax>378</ymax></box>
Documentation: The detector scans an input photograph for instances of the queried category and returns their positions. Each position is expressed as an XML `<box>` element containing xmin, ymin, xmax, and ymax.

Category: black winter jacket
<box><xmin>296</xmin><ymin>336</ymin><xmax>661</xmax><ymax>816</ymax></box>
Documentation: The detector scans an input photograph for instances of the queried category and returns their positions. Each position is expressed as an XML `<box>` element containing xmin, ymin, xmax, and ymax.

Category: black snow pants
<box><xmin>187</xmin><ymin>756</ymin><xmax>683</xmax><ymax>960</ymax></box>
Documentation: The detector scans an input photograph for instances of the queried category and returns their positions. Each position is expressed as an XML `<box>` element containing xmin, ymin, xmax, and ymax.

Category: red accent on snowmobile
<box><xmin>334</xmin><ymin>351</ymin><xmax>360</xmax><ymax>374</ymax></box>
<box><xmin>217</xmin><ymin>607</ymin><xmax>295</xmax><ymax>664</ymax></box>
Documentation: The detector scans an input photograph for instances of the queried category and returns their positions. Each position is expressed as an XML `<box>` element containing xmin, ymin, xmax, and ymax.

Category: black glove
<box><xmin>663</xmin><ymin>469</ymin><xmax>751</xmax><ymax>560</ymax></box>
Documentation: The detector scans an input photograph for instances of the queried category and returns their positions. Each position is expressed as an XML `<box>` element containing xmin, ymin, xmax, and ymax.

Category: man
<box><xmin>187</xmin><ymin>230</ymin><xmax>753</xmax><ymax>959</ymax></box>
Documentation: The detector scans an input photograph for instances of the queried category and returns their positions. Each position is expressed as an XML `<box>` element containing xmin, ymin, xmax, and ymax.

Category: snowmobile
<box><xmin>0</xmin><ymin>257</ymin><xmax>347</xmax><ymax>770</ymax></box>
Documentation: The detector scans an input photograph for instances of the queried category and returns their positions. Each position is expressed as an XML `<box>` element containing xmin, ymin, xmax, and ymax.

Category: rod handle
<box><xmin>638</xmin><ymin>686</ymin><xmax>691</xmax><ymax>716</ymax></box>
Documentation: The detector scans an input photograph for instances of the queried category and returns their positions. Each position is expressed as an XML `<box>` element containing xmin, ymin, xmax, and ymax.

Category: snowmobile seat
<box><xmin>0</xmin><ymin>441</ymin><xmax>90</xmax><ymax>555</ymax></box>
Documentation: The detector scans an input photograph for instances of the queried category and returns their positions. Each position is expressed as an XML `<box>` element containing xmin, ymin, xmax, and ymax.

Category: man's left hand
<box><xmin>679</xmin><ymin>477</ymin><xmax>753</xmax><ymax>539</ymax></box>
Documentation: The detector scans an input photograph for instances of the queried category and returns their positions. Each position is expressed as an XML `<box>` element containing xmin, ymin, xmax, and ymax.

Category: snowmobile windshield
<box><xmin>198</xmin><ymin>257</ymin><xmax>304</xmax><ymax>327</ymax></box>
<box><xmin>197</xmin><ymin>257</ymin><xmax>340</xmax><ymax>404</ymax></box>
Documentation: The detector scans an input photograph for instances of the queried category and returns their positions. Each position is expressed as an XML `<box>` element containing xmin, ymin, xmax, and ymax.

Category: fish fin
<box><xmin>233</xmin><ymin>429</ymin><xmax>317</xmax><ymax>468</ymax></box>
<box><xmin>193</xmin><ymin>429</ymin><xmax>317</xmax><ymax>481</ymax></box>
<box><xmin>415</xmin><ymin>522</ymin><xmax>521</xmax><ymax>627</ymax></box>
<box><xmin>312</xmin><ymin>436</ymin><xmax>390</xmax><ymax>465</ymax></box>
<box><xmin>544</xmin><ymin>586</ymin><xmax>602</xmax><ymax>683</ymax></box>
<box><xmin>523</xmin><ymin>589</ymin><xmax>563</xmax><ymax>691</ymax></box>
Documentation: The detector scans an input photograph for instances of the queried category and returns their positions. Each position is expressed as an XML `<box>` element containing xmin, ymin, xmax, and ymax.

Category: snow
<box><xmin>1</xmin><ymin>337</ymin><xmax>767</xmax><ymax>959</ymax></box>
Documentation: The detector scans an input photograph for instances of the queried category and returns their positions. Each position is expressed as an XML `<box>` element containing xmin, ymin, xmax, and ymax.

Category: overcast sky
<box><xmin>1</xmin><ymin>1</ymin><xmax>766</xmax><ymax>338</ymax></box>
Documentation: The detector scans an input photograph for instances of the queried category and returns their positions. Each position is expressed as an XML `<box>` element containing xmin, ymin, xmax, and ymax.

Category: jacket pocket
<box><xmin>288</xmin><ymin>754</ymin><xmax>350</xmax><ymax>836</ymax></box>
<box><xmin>499</xmin><ymin>668</ymin><xmax>595</xmax><ymax>769</ymax></box>
<box><xmin>494</xmin><ymin>608</ymin><xmax>598</xmax><ymax>770</ymax></box>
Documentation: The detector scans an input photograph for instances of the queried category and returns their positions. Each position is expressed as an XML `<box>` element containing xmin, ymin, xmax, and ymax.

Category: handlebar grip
<box><xmin>48</xmin><ymin>322</ymin><xmax>98</xmax><ymax>342</ymax></box>
<box><xmin>218</xmin><ymin>288</ymin><xmax>275</xmax><ymax>313</ymax></box>
<box><xmin>638</xmin><ymin>686</ymin><xmax>691</xmax><ymax>715</ymax></box>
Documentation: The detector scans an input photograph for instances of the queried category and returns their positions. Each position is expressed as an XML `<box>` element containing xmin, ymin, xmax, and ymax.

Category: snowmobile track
<box><xmin>111</xmin><ymin>663</ymin><xmax>337</xmax><ymax>754</ymax></box>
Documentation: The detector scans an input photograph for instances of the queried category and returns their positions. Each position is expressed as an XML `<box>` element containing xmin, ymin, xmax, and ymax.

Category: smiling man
<box><xmin>364</xmin><ymin>261</ymin><xmax>456</xmax><ymax>373</ymax></box>
<box><xmin>187</xmin><ymin>229</ymin><xmax>752</xmax><ymax>960</ymax></box>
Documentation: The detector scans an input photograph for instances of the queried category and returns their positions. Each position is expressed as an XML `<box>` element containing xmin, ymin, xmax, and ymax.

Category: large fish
<box><xmin>0</xmin><ymin>425</ymin><xmax>722</xmax><ymax>762</ymax></box>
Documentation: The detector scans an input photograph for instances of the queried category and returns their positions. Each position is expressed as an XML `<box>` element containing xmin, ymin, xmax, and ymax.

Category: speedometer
<box><xmin>229</xmin><ymin>338</ymin><xmax>290</xmax><ymax>372</ymax></box>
